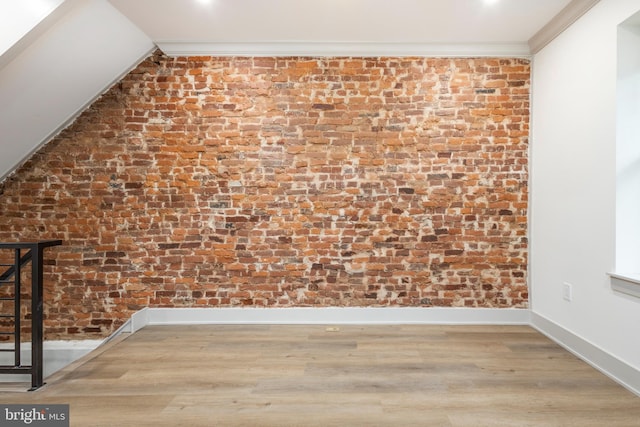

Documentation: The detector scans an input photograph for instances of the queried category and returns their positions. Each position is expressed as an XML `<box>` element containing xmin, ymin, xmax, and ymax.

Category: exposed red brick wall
<box><xmin>0</xmin><ymin>52</ymin><xmax>530</xmax><ymax>339</ymax></box>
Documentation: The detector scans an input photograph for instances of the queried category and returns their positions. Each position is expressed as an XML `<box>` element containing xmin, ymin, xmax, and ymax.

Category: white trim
<box><xmin>0</xmin><ymin>340</ymin><xmax>103</xmax><ymax>351</ymax></box>
<box><xmin>609</xmin><ymin>273</ymin><xmax>640</xmax><ymax>299</ymax></box>
<box><xmin>528</xmin><ymin>0</ymin><xmax>601</xmax><ymax>54</ymax></box>
<box><xmin>531</xmin><ymin>312</ymin><xmax>640</xmax><ymax>397</ymax></box>
<box><xmin>0</xmin><ymin>340</ymin><xmax>103</xmax><ymax>383</ymax></box>
<box><xmin>156</xmin><ymin>41</ymin><xmax>532</xmax><ymax>58</ymax></box>
<box><xmin>143</xmin><ymin>307</ymin><xmax>530</xmax><ymax>325</ymax></box>
<box><xmin>99</xmin><ymin>306</ymin><xmax>149</xmax><ymax>345</ymax></box>
<box><xmin>130</xmin><ymin>306</ymin><xmax>151</xmax><ymax>333</ymax></box>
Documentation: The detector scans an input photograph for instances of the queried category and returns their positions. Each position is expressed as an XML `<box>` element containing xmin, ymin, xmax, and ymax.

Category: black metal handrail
<box><xmin>0</xmin><ymin>250</ymin><xmax>32</xmax><ymax>282</ymax></box>
<box><xmin>0</xmin><ymin>240</ymin><xmax>62</xmax><ymax>390</ymax></box>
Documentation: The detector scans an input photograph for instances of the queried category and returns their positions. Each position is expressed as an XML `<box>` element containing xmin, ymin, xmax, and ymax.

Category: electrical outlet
<box><xmin>562</xmin><ymin>282</ymin><xmax>572</xmax><ymax>302</ymax></box>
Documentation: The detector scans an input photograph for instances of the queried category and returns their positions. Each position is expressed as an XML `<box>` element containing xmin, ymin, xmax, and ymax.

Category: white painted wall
<box><xmin>531</xmin><ymin>0</ymin><xmax>640</xmax><ymax>372</ymax></box>
<box><xmin>0</xmin><ymin>0</ymin><xmax>154</xmax><ymax>181</ymax></box>
<box><xmin>616</xmin><ymin>18</ymin><xmax>640</xmax><ymax>276</ymax></box>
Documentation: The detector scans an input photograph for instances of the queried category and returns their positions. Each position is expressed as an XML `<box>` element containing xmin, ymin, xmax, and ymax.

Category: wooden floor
<box><xmin>1</xmin><ymin>325</ymin><xmax>639</xmax><ymax>426</ymax></box>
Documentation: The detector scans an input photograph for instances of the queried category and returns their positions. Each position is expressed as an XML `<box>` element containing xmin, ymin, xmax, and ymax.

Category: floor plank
<box><xmin>1</xmin><ymin>325</ymin><xmax>638</xmax><ymax>426</ymax></box>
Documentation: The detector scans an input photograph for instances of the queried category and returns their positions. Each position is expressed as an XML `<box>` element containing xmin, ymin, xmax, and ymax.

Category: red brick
<box><xmin>0</xmin><ymin>53</ymin><xmax>530</xmax><ymax>339</ymax></box>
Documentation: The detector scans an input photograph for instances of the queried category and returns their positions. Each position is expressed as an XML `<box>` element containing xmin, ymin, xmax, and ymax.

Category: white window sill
<box><xmin>609</xmin><ymin>272</ymin><xmax>640</xmax><ymax>299</ymax></box>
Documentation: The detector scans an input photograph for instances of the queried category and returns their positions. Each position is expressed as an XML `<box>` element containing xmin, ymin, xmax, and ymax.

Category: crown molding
<box><xmin>528</xmin><ymin>0</ymin><xmax>601</xmax><ymax>54</ymax></box>
<box><xmin>156</xmin><ymin>41</ymin><xmax>532</xmax><ymax>58</ymax></box>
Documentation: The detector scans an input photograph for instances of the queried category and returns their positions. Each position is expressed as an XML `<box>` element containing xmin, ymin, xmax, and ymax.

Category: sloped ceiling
<box><xmin>0</xmin><ymin>0</ymin><xmax>600</xmax><ymax>181</ymax></box>
<box><xmin>0</xmin><ymin>0</ymin><xmax>154</xmax><ymax>181</ymax></box>
<box><xmin>0</xmin><ymin>0</ymin><xmax>65</xmax><ymax>59</ymax></box>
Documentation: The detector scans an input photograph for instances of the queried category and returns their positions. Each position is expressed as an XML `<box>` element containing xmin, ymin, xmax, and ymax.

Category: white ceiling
<box><xmin>108</xmin><ymin>0</ymin><xmax>580</xmax><ymax>56</ymax></box>
<box><xmin>109</xmin><ymin>0</ymin><xmax>571</xmax><ymax>54</ymax></box>
<box><xmin>109</xmin><ymin>0</ymin><xmax>571</xmax><ymax>43</ymax></box>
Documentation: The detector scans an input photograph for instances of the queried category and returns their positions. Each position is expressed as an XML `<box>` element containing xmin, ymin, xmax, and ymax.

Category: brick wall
<box><xmin>0</xmin><ymin>52</ymin><xmax>530</xmax><ymax>339</ymax></box>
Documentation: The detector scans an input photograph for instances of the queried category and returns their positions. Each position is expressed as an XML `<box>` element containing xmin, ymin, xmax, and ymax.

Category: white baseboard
<box><xmin>137</xmin><ymin>307</ymin><xmax>531</xmax><ymax>329</ymax></box>
<box><xmin>531</xmin><ymin>312</ymin><xmax>640</xmax><ymax>397</ymax></box>
<box><xmin>0</xmin><ymin>340</ymin><xmax>102</xmax><ymax>383</ymax></box>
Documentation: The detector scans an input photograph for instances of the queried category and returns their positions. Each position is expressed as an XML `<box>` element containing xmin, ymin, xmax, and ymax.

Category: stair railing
<box><xmin>0</xmin><ymin>240</ymin><xmax>62</xmax><ymax>390</ymax></box>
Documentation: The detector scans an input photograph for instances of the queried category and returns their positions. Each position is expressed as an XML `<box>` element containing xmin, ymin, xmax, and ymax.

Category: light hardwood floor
<box><xmin>1</xmin><ymin>325</ymin><xmax>639</xmax><ymax>426</ymax></box>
